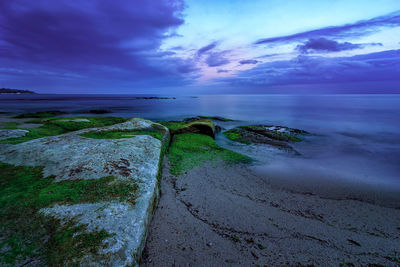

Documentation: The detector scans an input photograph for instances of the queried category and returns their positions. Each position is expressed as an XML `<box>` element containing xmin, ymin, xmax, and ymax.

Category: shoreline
<box><xmin>215</xmin><ymin>130</ymin><xmax>400</xmax><ymax>209</ymax></box>
<box><xmin>1</xmin><ymin>112</ymin><xmax>399</xmax><ymax>265</ymax></box>
<box><xmin>142</xmin><ymin>160</ymin><xmax>400</xmax><ymax>266</ymax></box>
<box><xmin>250</xmin><ymin>163</ymin><xmax>400</xmax><ymax>210</ymax></box>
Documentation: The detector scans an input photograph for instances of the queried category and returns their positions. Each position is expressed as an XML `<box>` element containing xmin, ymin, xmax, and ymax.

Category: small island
<box><xmin>0</xmin><ymin>88</ymin><xmax>36</xmax><ymax>95</ymax></box>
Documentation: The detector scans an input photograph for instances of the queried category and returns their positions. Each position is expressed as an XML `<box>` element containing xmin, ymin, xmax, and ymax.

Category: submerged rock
<box><xmin>224</xmin><ymin>125</ymin><xmax>308</xmax><ymax>150</ymax></box>
<box><xmin>0</xmin><ymin>118</ymin><xmax>169</xmax><ymax>266</ymax></box>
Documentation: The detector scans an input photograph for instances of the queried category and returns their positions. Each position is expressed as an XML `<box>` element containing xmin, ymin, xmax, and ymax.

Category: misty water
<box><xmin>1</xmin><ymin>94</ymin><xmax>399</xmax><ymax>205</ymax></box>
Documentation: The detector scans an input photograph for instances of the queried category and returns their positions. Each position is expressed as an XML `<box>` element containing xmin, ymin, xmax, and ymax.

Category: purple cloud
<box><xmin>175</xmin><ymin>58</ymin><xmax>200</xmax><ymax>74</ymax></box>
<box><xmin>222</xmin><ymin>50</ymin><xmax>400</xmax><ymax>89</ymax></box>
<box><xmin>197</xmin><ymin>42</ymin><xmax>218</xmax><ymax>56</ymax></box>
<box><xmin>239</xmin><ymin>59</ymin><xmax>259</xmax><ymax>65</ymax></box>
<box><xmin>296</xmin><ymin>38</ymin><xmax>363</xmax><ymax>53</ymax></box>
<box><xmin>205</xmin><ymin>52</ymin><xmax>230</xmax><ymax>67</ymax></box>
<box><xmin>255</xmin><ymin>11</ymin><xmax>400</xmax><ymax>45</ymax></box>
<box><xmin>0</xmin><ymin>0</ymin><xmax>194</xmax><ymax>92</ymax></box>
<box><xmin>256</xmin><ymin>53</ymin><xmax>282</xmax><ymax>58</ymax></box>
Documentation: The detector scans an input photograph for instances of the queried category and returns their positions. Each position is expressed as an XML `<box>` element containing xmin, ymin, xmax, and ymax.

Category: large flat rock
<box><xmin>0</xmin><ymin>118</ymin><xmax>169</xmax><ymax>266</ymax></box>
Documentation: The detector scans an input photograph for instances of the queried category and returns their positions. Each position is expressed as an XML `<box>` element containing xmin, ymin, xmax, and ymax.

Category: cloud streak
<box><xmin>197</xmin><ymin>42</ymin><xmax>218</xmax><ymax>56</ymax></box>
<box><xmin>239</xmin><ymin>59</ymin><xmax>259</xmax><ymax>65</ymax></box>
<box><xmin>255</xmin><ymin>11</ymin><xmax>400</xmax><ymax>45</ymax></box>
<box><xmin>296</xmin><ymin>38</ymin><xmax>383</xmax><ymax>54</ymax></box>
<box><xmin>296</xmin><ymin>38</ymin><xmax>363</xmax><ymax>53</ymax></box>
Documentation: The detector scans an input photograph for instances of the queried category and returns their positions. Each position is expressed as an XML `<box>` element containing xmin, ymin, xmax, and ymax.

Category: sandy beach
<box><xmin>142</xmin><ymin>160</ymin><xmax>400</xmax><ymax>266</ymax></box>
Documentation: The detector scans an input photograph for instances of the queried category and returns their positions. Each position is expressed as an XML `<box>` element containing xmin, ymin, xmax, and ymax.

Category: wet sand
<box><xmin>141</xmin><ymin>160</ymin><xmax>400</xmax><ymax>266</ymax></box>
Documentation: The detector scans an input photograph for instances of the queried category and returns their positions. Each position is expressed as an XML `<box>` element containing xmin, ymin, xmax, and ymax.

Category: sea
<box><xmin>1</xmin><ymin>94</ymin><xmax>399</xmax><ymax>206</ymax></box>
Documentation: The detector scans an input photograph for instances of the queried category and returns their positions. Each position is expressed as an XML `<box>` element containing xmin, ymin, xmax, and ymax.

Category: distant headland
<box><xmin>0</xmin><ymin>88</ymin><xmax>36</xmax><ymax>94</ymax></box>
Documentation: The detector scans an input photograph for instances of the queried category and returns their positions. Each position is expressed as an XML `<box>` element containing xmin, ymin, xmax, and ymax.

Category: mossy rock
<box><xmin>0</xmin><ymin>116</ymin><xmax>128</xmax><ymax>144</ymax></box>
<box><xmin>175</xmin><ymin>119</ymin><xmax>215</xmax><ymax>138</ymax></box>
<box><xmin>168</xmin><ymin>133</ymin><xmax>251</xmax><ymax>176</ymax></box>
<box><xmin>224</xmin><ymin>125</ymin><xmax>308</xmax><ymax>150</ymax></box>
<box><xmin>0</xmin><ymin>162</ymin><xmax>136</xmax><ymax>266</ymax></box>
<box><xmin>0</xmin><ymin>118</ymin><xmax>169</xmax><ymax>266</ymax></box>
<box><xmin>198</xmin><ymin>115</ymin><xmax>234</xmax><ymax>122</ymax></box>
<box><xmin>158</xmin><ymin>119</ymin><xmax>216</xmax><ymax>138</ymax></box>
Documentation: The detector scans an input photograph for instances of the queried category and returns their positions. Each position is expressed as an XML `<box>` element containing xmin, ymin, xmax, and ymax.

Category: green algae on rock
<box><xmin>0</xmin><ymin>162</ymin><xmax>137</xmax><ymax>266</ymax></box>
<box><xmin>168</xmin><ymin>133</ymin><xmax>251</xmax><ymax>176</ymax></box>
<box><xmin>198</xmin><ymin>115</ymin><xmax>234</xmax><ymax>121</ymax></box>
<box><xmin>224</xmin><ymin>125</ymin><xmax>309</xmax><ymax>150</ymax></box>
<box><xmin>0</xmin><ymin>118</ymin><xmax>170</xmax><ymax>266</ymax></box>
<box><xmin>158</xmin><ymin>119</ymin><xmax>216</xmax><ymax>138</ymax></box>
<box><xmin>0</xmin><ymin>116</ymin><xmax>127</xmax><ymax>144</ymax></box>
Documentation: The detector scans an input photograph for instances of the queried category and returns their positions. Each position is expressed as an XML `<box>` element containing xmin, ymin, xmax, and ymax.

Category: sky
<box><xmin>0</xmin><ymin>0</ymin><xmax>399</xmax><ymax>94</ymax></box>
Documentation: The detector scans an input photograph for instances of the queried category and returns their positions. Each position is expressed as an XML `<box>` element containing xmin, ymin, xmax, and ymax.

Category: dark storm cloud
<box><xmin>222</xmin><ymin>50</ymin><xmax>400</xmax><ymax>87</ymax></box>
<box><xmin>239</xmin><ymin>59</ymin><xmax>259</xmax><ymax>65</ymax></box>
<box><xmin>0</xmin><ymin>0</ymin><xmax>196</xmax><ymax>92</ymax></box>
<box><xmin>197</xmin><ymin>42</ymin><xmax>218</xmax><ymax>56</ymax></box>
<box><xmin>205</xmin><ymin>52</ymin><xmax>230</xmax><ymax>67</ymax></box>
<box><xmin>255</xmin><ymin>11</ymin><xmax>400</xmax><ymax>45</ymax></box>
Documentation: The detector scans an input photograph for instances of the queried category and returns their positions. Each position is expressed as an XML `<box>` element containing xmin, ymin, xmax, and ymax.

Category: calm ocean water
<box><xmin>1</xmin><ymin>94</ymin><xmax>399</xmax><ymax>133</ymax></box>
<box><xmin>1</xmin><ymin>94</ymin><xmax>400</xmax><ymax>201</ymax></box>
